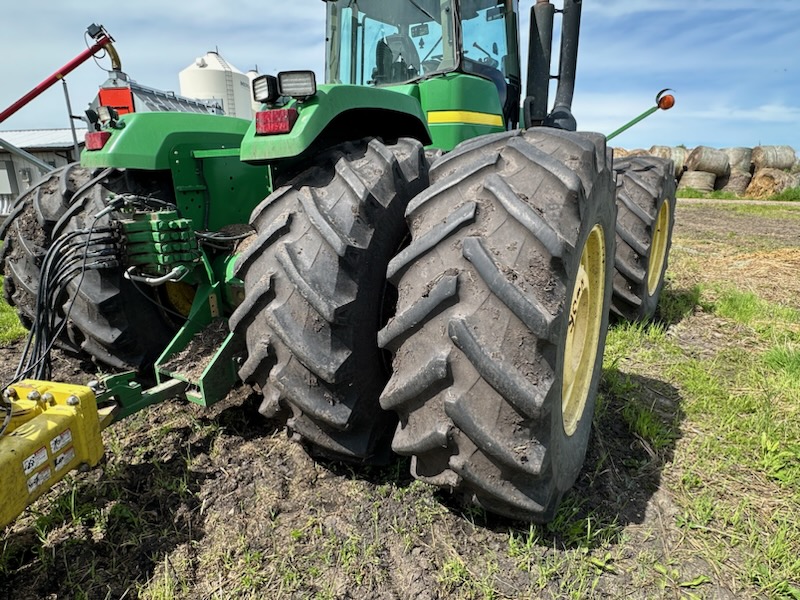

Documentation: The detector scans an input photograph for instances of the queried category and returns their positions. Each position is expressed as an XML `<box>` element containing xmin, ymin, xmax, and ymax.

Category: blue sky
<box><xmin>1</xmin><ymin>0</ymin><xmax>798</xmax><ymax>150</ymax></box>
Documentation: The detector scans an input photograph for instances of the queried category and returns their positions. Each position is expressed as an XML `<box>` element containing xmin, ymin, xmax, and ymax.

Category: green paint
<box><xmin>418</xmin><ymin>73</ymin><xmax>507</xmax><ymax>151</ymax></box>
<box><xmin>81</xmin><ymin>112</ymin><xmax>252</xmax><ymax>170</ymax></box>
<box><xmin>240</xmin><ymin>84</ymin><xmax>431</xmax><ymax>162</ymax></box>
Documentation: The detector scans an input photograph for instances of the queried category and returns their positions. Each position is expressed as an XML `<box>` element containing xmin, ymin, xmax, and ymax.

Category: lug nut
<box><xmin>3</xmin><ymin>387</ymin><xmax>18</xmax><ymax>400</ymax></box>
<box><xmin>27</xmin><ymin>390</ymin><xmax>42</xmax><ymax>402</ymax></box>
<box><xmin>42</xmin><ymin>392</ymin><xmax>55</xmax><ymax>406</ymax></box>
<box><xmin>66</xmin><ymin>395</ymin><xmax>80</xmax><ymax>406</ymax></box>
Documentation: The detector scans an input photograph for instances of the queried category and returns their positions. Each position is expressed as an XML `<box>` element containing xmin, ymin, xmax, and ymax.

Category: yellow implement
<box><xmin>0</xmin><ymin>380</ymin><xmax>108</xmax><ymax>528</ymax></box>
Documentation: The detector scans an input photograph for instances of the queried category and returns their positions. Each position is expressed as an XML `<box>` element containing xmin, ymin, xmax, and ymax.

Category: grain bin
<box><xmin>179</xmin><ymin>52</ymin><xmax>255</xmax><ymax>120</ymax></box>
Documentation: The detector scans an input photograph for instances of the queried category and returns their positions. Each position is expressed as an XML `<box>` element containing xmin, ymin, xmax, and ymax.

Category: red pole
<box><xmin>0</xmin><ymin>34</ymin><xmax>113</xmax><ymax>125</ymax></box>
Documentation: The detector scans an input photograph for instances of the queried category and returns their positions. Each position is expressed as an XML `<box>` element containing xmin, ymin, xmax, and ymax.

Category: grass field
<box><xmin>1</xmin><ymin>200</ymin><xmax>799</xmax><ymax>599</ymax></box>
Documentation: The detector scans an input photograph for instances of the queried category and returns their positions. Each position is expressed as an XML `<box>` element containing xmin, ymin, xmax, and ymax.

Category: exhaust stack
<box><xmin>523</xmin><ymin>0</ymin><xmax>583</xmax><ymax>131</ymax></box>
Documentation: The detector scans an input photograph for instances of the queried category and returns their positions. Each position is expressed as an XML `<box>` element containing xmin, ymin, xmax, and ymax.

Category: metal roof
<box><xmin>0</xmin><ymin>129</ymin><xmax>84</xmax><ymax>150</ymax></box>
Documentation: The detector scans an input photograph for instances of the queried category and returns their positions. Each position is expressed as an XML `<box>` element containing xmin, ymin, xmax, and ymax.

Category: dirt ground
<box><xmin>1</xmin><ymin>200</ymin><xmax>798</xmax><ymax>599</ymax></box>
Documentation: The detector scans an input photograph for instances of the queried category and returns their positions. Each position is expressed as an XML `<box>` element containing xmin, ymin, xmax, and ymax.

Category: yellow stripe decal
<box><xmin>427</xmin><ymin>110</ymin><xmax>504</xmax><ymax>127</ymax></box>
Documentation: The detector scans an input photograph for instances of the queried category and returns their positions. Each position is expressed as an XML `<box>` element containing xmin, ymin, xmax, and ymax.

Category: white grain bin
<box><xmin>179</xmin><ymin>52</ymin><xmax>254</xmax><ymax>120</ymax></box>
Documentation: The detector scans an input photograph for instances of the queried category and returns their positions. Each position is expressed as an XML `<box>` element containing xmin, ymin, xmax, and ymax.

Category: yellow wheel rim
<box><xmin>647</xmin><ymin>201</ymin><xmax>671</xmax><ymax>296</ymax></box>
<box><xmin>164</xmin><ymin>282</ymin><xmax>196</xmax><ymax>318</ymax></box>
<box><xmin>562</xmin><ymin>224</ymin><xmax>606</xmax><ymax>437</ymax></box>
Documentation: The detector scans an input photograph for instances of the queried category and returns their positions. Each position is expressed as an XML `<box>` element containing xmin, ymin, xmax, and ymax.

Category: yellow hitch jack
<box><xmin>0</xmin><ymin>380</ymin><xmax>110</xmax><ymax>529</ymax></box>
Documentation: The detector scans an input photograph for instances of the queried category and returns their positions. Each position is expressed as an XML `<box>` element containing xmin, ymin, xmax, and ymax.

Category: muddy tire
<box><xmin>230</xmin><ymin>138</ymin><xmax>428</xmax><ymax>462</ymax></box>
<box><xmin>611</xmin><ymin>156</ymin><xmax>676</xmax><ymax>321</ymax></box>
<box><xmin>1</xmin><ymin>163</ymin><xmax>95</xmax><ymax>346</ymax></box>
<box><xmin>50</xmin><ymin>173</ymin><xmax>181</xmax><ymax>371</ymax></box>
<box><xmin>378</xmin><ymin>129</ymin><xmax>616</xmax><ymax>521</ymax></box>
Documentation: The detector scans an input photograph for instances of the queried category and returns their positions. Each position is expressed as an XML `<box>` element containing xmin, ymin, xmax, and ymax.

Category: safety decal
<box><xmin>51</xmin><ymin>429</ymin><xmax>73</xmax><ymax>454</ymax></box>
<box><xmin>26</xmin><ymin>467</ymin><xmax>52</xmax><ymax>494</ymax></box>
<box><xmin>54</xmin><ymin>447</ymin><xmax>76</xmax><ymax>472</ymax></box>
<box><xmin>22</xmin><ymin>447</ymin><xmax>48</xmax><ymax>475</ymax></box>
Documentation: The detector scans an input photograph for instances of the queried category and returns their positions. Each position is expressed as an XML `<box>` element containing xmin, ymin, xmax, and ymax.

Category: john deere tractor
<box><xmin>1</xmin><ymin>0</ymin><xmax>676</xmax><ymax>526</ymax></box>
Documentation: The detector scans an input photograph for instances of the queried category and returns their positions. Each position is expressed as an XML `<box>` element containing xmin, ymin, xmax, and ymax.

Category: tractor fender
<box><xmin>239</xmin><ymin>84</ymin><xmax>431</xmax><ymax>163</ymax></box>
<box><xmin>81</xmin><ymin>112</ymin><xmax>253</xmax><ymax>170</ymax></box>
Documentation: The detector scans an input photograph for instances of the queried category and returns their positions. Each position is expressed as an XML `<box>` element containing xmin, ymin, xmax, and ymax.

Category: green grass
<box><xmin>678</xmin><ymin>185</ymin><xmax>800</xmax><ymax>202</ymax></box>
<box><xmin>676</xmin><ymin>187</ymin><xmax>739</xmax><ymax>200</ymax></box>
<box><xmin>769</xmin><ymin>187</ymin><xmax>800</xmax><ymax>202</ymax></box>
<box><xmin>0</xmin><ymin>276</ymin><xmax>26</xmax><ymax>345</ymax></box>
<box><xmin>598</xmin><ymin>272</ymin><xmax>800</xmax><ymax>598</ymax></box>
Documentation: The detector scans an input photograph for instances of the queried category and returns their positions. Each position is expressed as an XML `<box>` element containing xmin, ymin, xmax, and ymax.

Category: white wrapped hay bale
<box><xmin>678</xmin><ymin>171</ymin><xmax>716</xmax><ymax>194</ymax></box>
<box><xmin>752</xmin><ymin>145</ymin><xmax>797</xmax><ymax>171</ymax></box>
<box><xmin>745</xmin><ymin>168</ymin><xmax>796</xmax><ymax>199</ymax></box>
<box><xmin>671</xmin><ymin>147</ymin><xmax>688</xmax><ymax>179</ymax></box>
<box><xmin>722</xmin><ymin>147</ymin><xmax>753</xmax><ymax>174</ymax></box>
<box><xmin>685</xmin><ymin>146</ymin><xmax>730</xmax><ymax>177</ymax></box>
<box><xmin>648</xmin><ymin>145</ymin><xmax>672</xmax><ymax>160</ymax></box>
<box><xmin>648</xmin><ymin>145</ymin><xmax>687</xmax><ymax>178</ymax></box>
<box><xmin>716</xmin><ymin>170</ymin><xmax>752</xmax><ymax>197</ymax></box>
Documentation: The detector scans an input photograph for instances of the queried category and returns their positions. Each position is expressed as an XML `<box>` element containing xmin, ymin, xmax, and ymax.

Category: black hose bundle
<box><xmin>13</xmin><ymin>207</ymin><xmax>121</xmax><ymax>382</ymax></box>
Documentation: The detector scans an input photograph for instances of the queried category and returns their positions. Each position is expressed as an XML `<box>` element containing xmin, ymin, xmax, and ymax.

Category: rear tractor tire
<box><xmin>230</xmin><ymin>137</ymin><xmax>429</xmax><ymax>462</ymax></box>
<box><xmin>49</xmin><ymin>171</ymin><xmax>183</xmax><ymax>372</ymax></box>
<box><xmin>378</xmin><ymin>128</ymin><xmax>616</xmax><ymax>521</ymax></box>
<box><xmin>611</xmin><ymin>155</ymin><xmax>676</xmax><ymax>322</ymax></box>
<box><xmin>1</xmin><ymin>163</ymin><xmax>93</xmax><ymax>342</ymax></box>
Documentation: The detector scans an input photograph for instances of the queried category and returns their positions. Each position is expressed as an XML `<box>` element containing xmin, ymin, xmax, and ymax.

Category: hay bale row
<box><xmin>614</xmin><ymin>143</ymin><xmax>798</xmax><ymax>198</ymax></box>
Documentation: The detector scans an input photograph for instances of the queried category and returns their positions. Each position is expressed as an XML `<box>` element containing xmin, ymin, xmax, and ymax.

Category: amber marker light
<box><xmin>656</xmin><ymin>89</ymin><xmax>676</xmax><ymax>110</ymax></box>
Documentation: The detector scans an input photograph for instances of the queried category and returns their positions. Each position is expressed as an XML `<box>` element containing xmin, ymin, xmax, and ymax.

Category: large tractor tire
<box><xmin>611</xmin><ymin>155</ymin><xmax>676</xmax><ymax>322</ymax></box>
<box><xmin>378</xmin><ymin>129</ymin><xmax>616</xmax><ymax>521</ymax></box>
<box><xmin>49</xmin><ymin>171</ymin><xmax>182</xmax><ymax>371</ymax></box>
<box><xmin>1</xmin><ymin>163</ymin><xmax>94</xmax><ymax>340</ymax></box>
<box><xmin>230</xmin><ymin>138</ymin><xmax>428</xmax><ymax>463</ymax></box>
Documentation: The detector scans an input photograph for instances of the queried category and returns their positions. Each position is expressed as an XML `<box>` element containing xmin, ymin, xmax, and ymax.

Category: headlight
<box><xmin>278</xmin><ymin>71</ymin><xmax>317</xmax><ymax>101</ymax></box>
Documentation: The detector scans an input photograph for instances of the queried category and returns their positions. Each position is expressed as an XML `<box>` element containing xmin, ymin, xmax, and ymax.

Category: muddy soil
<box><xmin>0</xmin><ymin>200</ymin><xmax>798</xmax><ymax>599</ymax></box>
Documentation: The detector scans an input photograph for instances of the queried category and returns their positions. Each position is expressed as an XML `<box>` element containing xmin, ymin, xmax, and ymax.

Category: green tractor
<box><xmin>1</xmin><ymin>0</ymin><xmax>676</xmax><ymax>524</ymax></box>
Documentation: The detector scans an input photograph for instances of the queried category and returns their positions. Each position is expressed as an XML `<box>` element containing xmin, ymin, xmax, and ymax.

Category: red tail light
<box><xmin>255</xmin><ymin>108</ymin><xmax>299</xmax><ymax>135</ymax></box>
<box><xmin>85</xmin><ymin>131</ymin><xmax>112</xmax><ymax>151</ymax></box>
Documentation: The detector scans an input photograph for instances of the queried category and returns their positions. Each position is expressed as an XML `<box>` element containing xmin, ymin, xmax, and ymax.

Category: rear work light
<box><xmin>255</xmin><ymin>108</ymin><xmax>299</xmax><ymax>135</ymax></box>
<box><xmin>277</xmin><ymin>71</ymin><xmax>317</xmax><ymax>100</ymax></box>
<box><xmin>85</xmin><ymin>131</ymin><xmax>112</xmax><ymax>151</ymax></box>
<box><xmin>252</xmin><ymin>74</ymin><xmax>280</xmax><ymax>105</ymax></box>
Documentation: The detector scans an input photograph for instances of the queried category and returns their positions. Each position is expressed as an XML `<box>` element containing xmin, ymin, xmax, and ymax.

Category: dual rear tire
<box><xmin>377</xmin><ymin>129</ymin><xmax>617</xmax><ymax>520</ymax></box>
<box><xmin>611</xmin><ymin>156</ymin><xmax>676</xmax><ymax>321</ymax></box>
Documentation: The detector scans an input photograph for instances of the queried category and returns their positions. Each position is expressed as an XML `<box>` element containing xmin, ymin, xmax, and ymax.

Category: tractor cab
<box><xmin>324</xmin><ymin>0</ymin><xmax>522</xmax><ymax>128</ymax></box>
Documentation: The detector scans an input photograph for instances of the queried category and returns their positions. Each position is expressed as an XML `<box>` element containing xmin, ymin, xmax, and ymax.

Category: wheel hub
<box><xmin>562</xmin><ymin>224</ymin><xmax>606</xmax><ymax>437</ymax></box>
<box><xmin>647</xmin><ymin>200</ymin><xmax>672</xmax><ymax>296</ymax></box>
